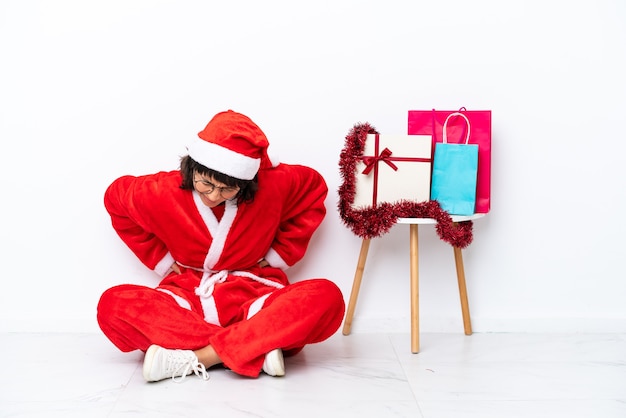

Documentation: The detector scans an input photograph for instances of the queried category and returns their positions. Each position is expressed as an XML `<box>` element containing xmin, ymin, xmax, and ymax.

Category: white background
<box><xmin>1</xmin><ymin>0</ymin><xmax>625</xmax><ymax>334</ymax></box>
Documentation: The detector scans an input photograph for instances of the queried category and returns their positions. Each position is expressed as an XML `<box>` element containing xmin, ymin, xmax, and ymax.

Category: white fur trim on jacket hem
<box><xmin>156</xmin><ymin>288</ymin><xmax>192</xmax><ymax>311</ymax></box>
<box><xmin>200</xmin><ymin>294</ymin><xmax>221</xmax><ymax>325</ymax></box>
<box><xmin>246</xmin><ymin>293</ymin><xmax>272</xmax><ymax>320</ymax></box>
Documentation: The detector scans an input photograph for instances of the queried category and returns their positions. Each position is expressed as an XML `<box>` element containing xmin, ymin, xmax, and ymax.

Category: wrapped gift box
<box><xmin>353</xmin><ymin>133</ymin><xmax>432</xmax><ymax>208</ymax></box>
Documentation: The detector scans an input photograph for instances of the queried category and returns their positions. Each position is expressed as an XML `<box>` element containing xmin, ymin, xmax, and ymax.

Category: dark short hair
<box><xmin>179</xmin><ymin>155</ymin><xmax>258</xmax><ymax>203</ymax></box>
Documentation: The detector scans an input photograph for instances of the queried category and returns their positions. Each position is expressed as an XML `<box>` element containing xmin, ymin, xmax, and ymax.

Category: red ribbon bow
<box><xmin>361</xmin><ymin>147</ymin><xmax>398</xmax><ymax>175</ymax></box>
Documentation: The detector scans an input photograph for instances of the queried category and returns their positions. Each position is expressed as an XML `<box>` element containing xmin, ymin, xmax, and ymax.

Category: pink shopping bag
<box><xmin>408</xmin><ymin>108</ymin><xmax>491</xmax><ymax>213</ymax></box>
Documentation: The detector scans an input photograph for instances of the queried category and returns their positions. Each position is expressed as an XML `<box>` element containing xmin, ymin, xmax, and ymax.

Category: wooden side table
<box><xmin>342</xmin><ymin>214</ymin><xmax>485</xmax><ymax>353</ymax></box>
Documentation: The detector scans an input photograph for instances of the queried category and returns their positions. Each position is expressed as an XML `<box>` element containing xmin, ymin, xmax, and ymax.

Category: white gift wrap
<box><xmin>353</xmin><ymin>134</ymin><xmax>432</xmax><ymax>208</ymax></box>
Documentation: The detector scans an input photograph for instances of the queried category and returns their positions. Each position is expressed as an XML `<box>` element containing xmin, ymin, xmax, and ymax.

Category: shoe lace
<box><xmin>168</xmin><ymin>351</ymin><xmax>210</xmax><ymax>383</ymax></box>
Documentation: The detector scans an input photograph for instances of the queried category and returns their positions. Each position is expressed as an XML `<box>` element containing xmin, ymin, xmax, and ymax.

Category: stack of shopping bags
<box><xmin>351</xmin><ymin>108</ymin><xmax>491</xmax><ymax>216</ymax></box>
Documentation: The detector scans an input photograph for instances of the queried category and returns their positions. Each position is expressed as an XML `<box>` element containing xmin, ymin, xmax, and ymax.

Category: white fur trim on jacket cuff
<box><xmin>154</xmin><ymin>252</ymin><xmax>176</xmax><ymax>277</ymax></box>
<box><xmin>264</xmin><ymin>248</ymin><xmax>289</xmax><ymax>270</ymax></box>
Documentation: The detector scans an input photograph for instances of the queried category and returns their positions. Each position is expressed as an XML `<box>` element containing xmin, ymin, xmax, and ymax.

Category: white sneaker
<box><xmin>262</xmin><ymin>348</ymin><xmax>285</xmax><ymax>377</ymax></box>
<box><xmin>143</xmin><ymin>345</ymin><xmax>209</xmax><ymax>382</ymax></box>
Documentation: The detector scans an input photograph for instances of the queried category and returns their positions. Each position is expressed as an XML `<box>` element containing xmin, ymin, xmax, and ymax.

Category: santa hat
<box><xmin>187</xmin><ymin>110</ymin><xmax>278</xmax><ymax>180</ymax></box>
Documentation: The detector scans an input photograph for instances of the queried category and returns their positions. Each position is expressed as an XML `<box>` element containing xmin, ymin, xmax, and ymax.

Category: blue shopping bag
<box><xmin>430</xmin><ymin>112</ymin><xmax>479</xmax><ymax>215</ymax></box>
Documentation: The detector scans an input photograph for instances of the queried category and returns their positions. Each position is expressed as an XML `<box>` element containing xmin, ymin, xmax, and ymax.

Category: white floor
<box><xmin>1</xmin><ymin>331</ymin><xmax>625</xmax><ymax>418</ymax></box>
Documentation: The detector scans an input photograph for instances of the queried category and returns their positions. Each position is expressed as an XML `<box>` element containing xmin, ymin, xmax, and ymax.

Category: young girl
<box><xmin>97</xmin><ymin>110</ymin><xmax>345</xmax><ymax>382</ymax></box>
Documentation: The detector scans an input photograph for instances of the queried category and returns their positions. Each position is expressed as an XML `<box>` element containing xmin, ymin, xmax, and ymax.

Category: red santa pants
<box><xmin>97</xmin><ymin>273</ymin><xmax>345</xmax><ymax>377</ymax></box>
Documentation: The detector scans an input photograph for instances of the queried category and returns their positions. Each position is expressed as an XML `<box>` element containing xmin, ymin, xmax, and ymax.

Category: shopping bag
<box><xmin>353</xmin><ymin>133</ymin><xmax>432</xmax><ymax>207</ymax></box>
<box><xmin>430</xmin><ymin>112</ymin><xmax>478</xmax><ymax>215</ymax></box>
<box><xmin>408</xmin><ymin>108</ymin><xmax>491</xmax><ymax>213</ymax></box>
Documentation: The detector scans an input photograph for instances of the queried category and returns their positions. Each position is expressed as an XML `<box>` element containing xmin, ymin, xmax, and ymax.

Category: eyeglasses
<box><xmin>193</xmin><ymin>177</ymin><xmax>240</xmax><ymax>200</ymax></box>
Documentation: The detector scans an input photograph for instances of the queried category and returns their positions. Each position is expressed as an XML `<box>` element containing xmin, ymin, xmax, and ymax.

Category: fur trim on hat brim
<box><xmin>187</xmin><ymin>136</ymin><xmax>260</xmax><ymax>180</ymax></box>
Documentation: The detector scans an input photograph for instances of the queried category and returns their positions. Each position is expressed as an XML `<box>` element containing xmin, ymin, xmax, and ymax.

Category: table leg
<box><xmin>409</xmin><ymin>224</ymin><xmax>419</xmax><ymax>353</ymax></box>
<box><xmin>342</xmin><ymin>238</ymin><xmax>371</xmax><ymax>336</ymax></box>
<box><xmin>453</xmin><ymin>246</ymin><xmax>473</xmax><ymax>335</ymax></box>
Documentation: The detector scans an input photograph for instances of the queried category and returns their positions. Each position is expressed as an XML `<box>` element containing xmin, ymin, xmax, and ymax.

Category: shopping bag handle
<box><xmin>442</xmin><ymin>112</ymin><xmax>471</xmax><ymax>144</ymax></box>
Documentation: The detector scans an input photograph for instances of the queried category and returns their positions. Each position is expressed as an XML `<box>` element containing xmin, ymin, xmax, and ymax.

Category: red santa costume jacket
<box><xmin>97</xmin><ymin>113</ymin><xmax>345</xmax><ymax>378</ymax></box>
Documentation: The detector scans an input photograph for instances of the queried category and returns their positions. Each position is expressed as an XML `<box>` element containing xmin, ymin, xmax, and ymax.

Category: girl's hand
<box><xmin>171</xmin><ymin>262</ymin><xmax>181</xmax><ymax>274</ymax></box>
